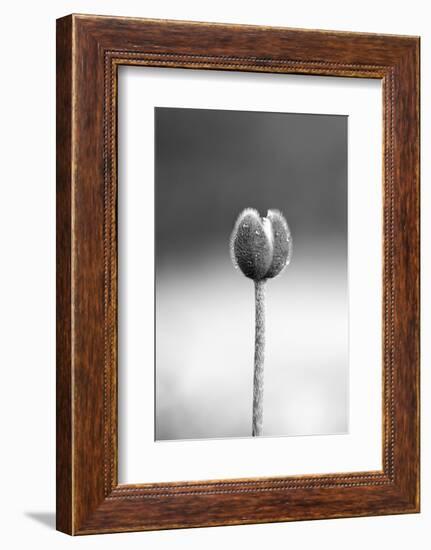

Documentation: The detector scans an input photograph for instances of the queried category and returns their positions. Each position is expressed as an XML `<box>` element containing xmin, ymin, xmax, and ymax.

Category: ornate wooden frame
<box><xmin>56</xmin><ymin>14</ymin><xmax>420</xmax><ymax>535</ymax></box>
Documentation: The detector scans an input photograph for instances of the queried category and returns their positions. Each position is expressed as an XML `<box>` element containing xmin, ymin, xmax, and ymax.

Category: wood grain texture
<box><xmin>56</xmin><ymin>14</ymin><xmax>420</xmax><ymax>535</ymax></box>
<box><xmin>56</xmin><ymin>15</ymin><xmax>73</xmax><ymax>535</ymax></box>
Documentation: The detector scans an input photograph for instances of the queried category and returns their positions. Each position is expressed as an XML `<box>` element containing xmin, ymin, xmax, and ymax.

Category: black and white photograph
<box><xmin>155</xmin><ymin>107</ymin><xmax>348</xmax><ymax>441</ymax></box>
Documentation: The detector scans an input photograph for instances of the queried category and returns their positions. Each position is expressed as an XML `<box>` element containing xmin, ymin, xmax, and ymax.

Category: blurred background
<box><xmin>155</xmin><ymin>107</ymin><xmax>348</xmax><ymax>440</ymax></box>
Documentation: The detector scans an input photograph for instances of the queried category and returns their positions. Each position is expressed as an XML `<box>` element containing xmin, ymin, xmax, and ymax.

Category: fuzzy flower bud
<box><xmin>230</xmin><ymin>208</ymin><xmax>292</xmax><ymax>281</ymax></box>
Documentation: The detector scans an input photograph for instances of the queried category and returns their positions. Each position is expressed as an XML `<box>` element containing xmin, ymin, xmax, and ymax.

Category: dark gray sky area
<box><xmin>155</xmin><ymin>107</ymin><xmax>347</xmax><ymax>267</ymax></box>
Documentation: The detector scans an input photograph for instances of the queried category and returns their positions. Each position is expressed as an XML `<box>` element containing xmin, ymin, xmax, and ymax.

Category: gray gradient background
<box><xmin>155</xmin><ymin>107</ymin><xmax>348</xmax><ymax>441</ymax></box>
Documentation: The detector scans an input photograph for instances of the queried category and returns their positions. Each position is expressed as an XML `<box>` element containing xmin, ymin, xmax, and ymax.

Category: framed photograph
<box><xmin>56</xmin><ymin>14</ymin><xmax>420</xmax><ymax>535</ymax></box>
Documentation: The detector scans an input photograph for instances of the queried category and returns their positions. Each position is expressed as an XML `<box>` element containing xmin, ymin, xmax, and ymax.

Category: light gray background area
<box><xmin>155</xmin><ymin>107</ymin><xmax>348</xmax><ymax>440</ymax></box>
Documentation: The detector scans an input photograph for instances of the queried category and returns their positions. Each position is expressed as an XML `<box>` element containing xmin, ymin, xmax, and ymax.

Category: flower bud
<box><xmin>230</xmin><ymin>208</ymin><xmax>292</xmax><ymax>281</ymax></box>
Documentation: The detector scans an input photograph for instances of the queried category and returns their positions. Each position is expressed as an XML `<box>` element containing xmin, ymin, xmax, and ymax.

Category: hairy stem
<box><xmin>253</xmin><ymin>279</ymin><xmax>266</xmax><ymax>436</ymax></box>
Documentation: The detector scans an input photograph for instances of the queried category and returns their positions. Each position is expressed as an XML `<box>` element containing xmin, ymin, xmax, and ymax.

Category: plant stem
<box><xmin>253</xmin><ymin>279</ymin><xmax>266</xmax><ymax>436</ymax></box>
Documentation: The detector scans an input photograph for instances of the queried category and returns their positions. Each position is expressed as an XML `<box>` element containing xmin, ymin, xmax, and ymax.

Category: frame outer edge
<box><xmin>56</xmin><ymin>14</ymin><xmax>74</xmax><ymax>535</ymax></box>
<box><xmin>393</xmin><ymin>39</ymin><xmax>420</xmax><ymax>510</ymax></box>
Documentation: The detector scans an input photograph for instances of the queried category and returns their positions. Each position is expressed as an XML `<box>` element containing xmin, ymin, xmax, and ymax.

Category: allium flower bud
<box><xmin>230</xmin><ymin>208</ymin><xmax>292</xmax><ymax>281</ymax></box>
